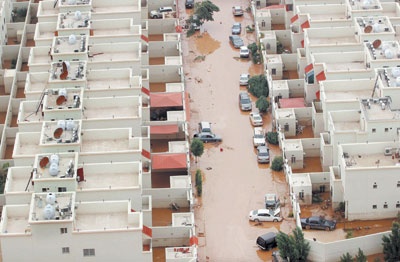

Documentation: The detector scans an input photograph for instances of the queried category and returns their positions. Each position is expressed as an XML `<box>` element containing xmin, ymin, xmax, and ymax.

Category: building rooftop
<box><xmin>321</xmin><ymin>79</ymin><xmax>373</xmax><ymax>101</ymax></box>
<box><xmin>57</xmin><ymin>11</ymin><xmax>91</xmax><ymax>31</ymax></box>
<box><xmin>290</xmin><ymin>173</ymin><xmax>312</xmax><ymax>187</ymax></box>
<box><xmin>361</xmin><ymin>97</ymin><xmax>399</xmax><ymax>120</ymax></box>
<box><xmin>30</xmin><ymin>192</ymin><xmax>75</xmax><ymax>222</ymax></box>
<box><xmin>33</xmin><ymin>152</ymin><xmax>78</xmax><ymax>180</ymax></box>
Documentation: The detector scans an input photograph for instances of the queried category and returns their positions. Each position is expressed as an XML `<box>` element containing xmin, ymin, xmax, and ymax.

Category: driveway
<box><xmin>179</xmin><ymin>0</ymin><xmax>294</xmax><ymax>261</ymax></box>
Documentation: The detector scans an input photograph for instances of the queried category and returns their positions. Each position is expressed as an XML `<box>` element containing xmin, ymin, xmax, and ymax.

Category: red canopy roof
<box><xmin>316</xmin><ymin>71</ymin><xmax>326</xmax><ymax>82</ymax></box>
<box><xmin>150</xmin><ymin>125</ymin><xmax>179</xmax><ymax>135</ymax></box>
<box><xmin>152</xmin><ymin>153</ymin><xmax>187</xmax><ymax>170</ymax></box>
<box><xmin>150</xmin><ymin>93</ymin><xmax>183</xmax><ymax>108</ymax></box>
<box><xmin>305</xmin><ymin>63</ymin><xmax>314</xmax><ymax>74</ymax></box>
<box><xmin>279</xmin><ymin>98</ymin><xmax>305</xmax><ymax>108</ymax></box>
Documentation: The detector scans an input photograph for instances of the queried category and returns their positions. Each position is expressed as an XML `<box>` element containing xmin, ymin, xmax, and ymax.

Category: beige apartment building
<box><xmin>0</xmin><ymin>0</ymin><xmax>196</xmax><ymax>261</ymax></box>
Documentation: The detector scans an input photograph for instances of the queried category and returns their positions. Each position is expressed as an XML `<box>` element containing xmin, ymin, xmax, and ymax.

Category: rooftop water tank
<box><xmin>50</xmin><ymin>154</ymin><xmax>59</xmax><ymax>165</ymax></box>
<box><xmin>382</xmin><ymin>42</ymin><xmax>390</xmax><ymax>52</ymax></box>
<box><xmin>57</xmin><ymin>120</ymin><xmax>66</xmax><ymax>130</ymax></box>
<box><xmin>46</xmin><ymin>192</ymin><xmax>56</xmax><ymax>205</ymax></box>
<box><xmin>373</xmin><ymin>23</ymin><xmax>382</xmax><ymax>33</ymax></box>
<box><xmin>396</xmin><ymin>77</ymin><xmax>400</xmax><ymax>87</ymax></box>
<box><xmin>392</xmin><ymin>67</ymin><xmax>400</xmax><ymax>77</ymax></box>
<box><xmin>59</xmin><ymin>88</ymin><xmax>67</xmax><ymax>98</ymax></box>
<box><xmin>74</xmin><ymin>11</ymin><xmax>82</xmax><ymax>21</ymax></box>
<box><xmin>68</xmin><ymin>34</ymin><xmax>77</xmax><ymax>45</ymax></box>
<box><xmin>43</xmin><ymin>204</ymin><xmax>55</xmax><ymax>220</ymax></box>
<box><xmin>385</xmin><ymin>49</ymin><xmax>394</xmax><ymax>59</ymax></box>
<box><xmin>49</xmin><ymin>163</ymin><xmax>59</xmax><ymax>176</ymax></box>
<box><xmin>66</xmin><ymin>120</ymin><xmax>75</xmax><ymax>131</ymax></box>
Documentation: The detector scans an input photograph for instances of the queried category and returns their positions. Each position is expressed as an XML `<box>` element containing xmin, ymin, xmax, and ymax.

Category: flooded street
<box><xmin>180</xmin><ymin>1</ymin><xmax>293</xmax><ymax>261</ymax></box>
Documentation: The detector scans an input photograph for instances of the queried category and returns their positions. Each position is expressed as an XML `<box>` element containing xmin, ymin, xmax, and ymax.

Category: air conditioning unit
<box><xmin>384</xmin><ymin>147</ymin><xmax>392</xmax><ymax>156</ymax></box>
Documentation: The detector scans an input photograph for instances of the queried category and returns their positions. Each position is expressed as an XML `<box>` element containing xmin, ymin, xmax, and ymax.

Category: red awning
<box><xmin>150</xmin><ymin>125</ymin><xmax>179</xmax><ymax>135</ymax></box>
<box><xmin>291</xmin><ymin>14</ymin><xmax>299</xmax><ymax>24</ymax></box>
<box><xmin>301</xmin><ymin>20</ymin><xmax>310</xmax><ymax>30</ymax></box>
<box><xmin>150</xmin><ymin>93</ymin><xmax>183</xmax><ymax>108</ymax></box>
<box><xmin>152</xmin><ymin>153</ymin><xmax>187</xmax><ymax>170</ymax></box>
<box><xmin>279</xmin><ymin>98</ymin><xmax>305</xmax><ymax>108</ymax></box>
<box><xmin>305</xmin><ymin>63</ymin><xmax>313</xmax><ymax>74</ymax></box>
<box><xmin>316</xmin><ymin>71</ymin><xmax>326</xmax><ymax>82</ymax></box>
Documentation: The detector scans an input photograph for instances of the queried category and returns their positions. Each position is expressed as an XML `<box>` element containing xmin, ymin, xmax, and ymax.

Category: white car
<box><xmin>249</xmin><ymin>208</ymin><xmax>282</xmax><ymax>222</ymax></box>
<box><xmin>240</xmin><ymin>46</ymin><xmax>250</xmax><ymax>58</ymax></box>
<box><xmin>240</xmin><ymin>73</ymin><xmax>250</xmax><ymax>86</ymax></box>
<box><xmin>253</xmin><ymin>127</ymin><xmax>265</xmax><ymax>147</ymax></box>
<box><xmin>249</xmin><ymin>112</ymin><xmax>263</xmax><ymax>126</ymax></box>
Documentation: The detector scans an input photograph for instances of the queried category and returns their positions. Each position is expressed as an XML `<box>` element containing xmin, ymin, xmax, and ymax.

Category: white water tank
<box><xmin>43</xmin><ymin>204</ymin><xmax>56</xmax><ymax>220</ymax></box>
<box><xmin>59</xmin><ymin>88</ymin><xmax>67</xmax><ymax>98</ymax></box>
<box><xmin>382</xmin><ymin>43</ymin><xmax>390</xmax><ymax>52</ymax></box>
<box><xmin>49</xmin><ymin>163</ymin><xmax>59</xmax><ymax>176</ymax></box>
<box><xmin>50</xmin><ymin>154</ymin><xmax>59</xmax><ymax>165</ymax></box>
<box><xmin>68</xmin><ymin>34</ymin><xmax>77</xmax><ymax>45</ymax></box>
<box><xmin>46</xmin><ymin>193</ymin><xmax>56</xmax><ymax>204</ymax></box>
<box><xmin>373</xmin><ymin>23</ymin><xmax>382</xmax><ymax>33</ymax></box>
<box><xmin>396</xmin><ymin>77</ymin><xmax>400</xmax><ymax>87</ymax></box>
<box><xmin>392</xmin><ymin>67</ymin><xmax>400</xmax><ymax>77</ymax></box>
<box><xmin>74</xmin><ymin>11</ymin><xmax>82</xmax><ymax>20</ymax></box>
<box><xmin>66</xmin><ymin>120</ymin><xmax>75</xmax><ymax>131</ymax></box>
<box><xmin>57</xmin><ymin>120</ymin><xmax>66</xmax><ymax>130</ymax></box>
<box><xmin>385</xmin><ymin>49</ymin><xmax>394</xmax><ymax>59</ymax></box>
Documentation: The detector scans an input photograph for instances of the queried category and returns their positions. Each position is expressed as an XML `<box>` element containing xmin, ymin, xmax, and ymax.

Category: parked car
<box><xmin>239</xmin><ymin>92</ymin><xmax>252</xmax><ymax>111</ymax></box>
<box><xmin>257</xmin><ymin>145</ymin><xmax>270</xmax><ymax>163</ymax></box>
<box><xmin>253</xmin><ymin>127</ymin><xmax>265</xmax><ymax>147</ymax></box>
<box><xmin>265</xmin><ymin>193</ymin><xmax>280</xmax><ymax>209</ymax></box>
<box><xmin>193</xmin><ymin>132</ymin><xmax>222</xmax><ymax>143</ymax></box>
<box><xmin>300</xmin><ymin>216</ymin><xmax>337</xmax><ymax>231</ymax></box>
<box><xmin>229</xmin><ymin>35</ymin><xmax>244</xmax><ymax>48</ymax></box>
<box><xmin>250</xmin><ymin>112</ymin><xmax>263</xmax><ymax>126</ymax></box>
<box><xmin>239</xmin><ymin>46</ymin><xmax>250</xmax><ymax>58</ymax></box>
<box><xmin>272</xmin><ymin>250</ymin><xmax>288</xmax><ymax>262</ymax></box>
<box><xmin>249</xmin><ymin>208</ymin><xmax>282</xmax><ymax>222</ymax></box>
<box><xmin>185</xmin><ymin>0</ymin><xmax>195</xmax><ymax>8</ymax></box>
<box><xmin>231</xmin><ymin>22</ymin><xmax>241</xmax><ymax>34</ymax></box>
<box><xmin>257</xmin><ymin>232</ymin><xmax>277</xmax><ymax>251</ymax></box>
<box><xmin>150</xmin><ymin>6</ymin><xmax>173</xmax><ymax>19</ymax></box>
<box><xmin>239</xmin><ymin>73</ymin><xmax>250</xmax><ymax>86</ymax></box>
<box><xmin>232</xmin><ymin>6</ymin><xmax>244</xmax><ymax>16</ymax></box>
<box><xmin>198</xmin><ymin>121</ymin><xmax>212</xmax><ymax>134</ymax></box>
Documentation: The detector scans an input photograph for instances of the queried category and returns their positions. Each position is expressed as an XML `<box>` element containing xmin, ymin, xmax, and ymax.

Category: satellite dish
<box><xmin>49</xmin><ymin>163</ymin><xmax>59</xmax><ymax>176</ymax></box>
<box><xmin>68</xmin><ymin>34</ymin><xmax>77</xmax><ymax>45</ymax></box>
<box><xmin>46</xmin><ymin>192</ymin><xmax>56</xmax><ymax>204</ymax></box>
<box><xmin>56</xmin><ymin>95</ymin><xmax>66</xmax><ymax>105</ymax></box>
<box><xmin>39</xmin><ymin>157</ymin><xmax>49</xmax><ymax>168</ymax></box>
<box><xmin>54</xmin><ymin>127</ymin><xmax>64</xmax><ymax>139</ymax></box>
<box><xmin>372</xmin><ymin>39</ymin><xmax>382</xmax><ymax>49</ymax></box>
<box><xmin>373</xmin><ymin>23</ymin><xmax>382</xmax><ymax>33</ymax></box>
<box><xmin>392</xmin><ymin>67</ymin><xmax>400</xmax><ymax>77</ymax></box>
<box><xmin>50</xmin><ymin>154</ymin><xmax>59</xmax><ymax>164</ymax></box>
<box><xmin>364</xmin><ymin>25</ymin><xmax>373</xmax><ymax>33</ymax></box>
<box><xmin>43</xmin><ymin>204</ymin><xmax>56</xmax><ymax>220</ymax></box>
<box><xmin>385</xmin><ymin>49</ymin><xmax>394</xmax><ymax>59</ymax></box>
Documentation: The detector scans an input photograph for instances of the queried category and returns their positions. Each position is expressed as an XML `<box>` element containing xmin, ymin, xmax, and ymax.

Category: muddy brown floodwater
<box><xmin>179</xmin><ymin>0</ymin><xmax>294</xmax><ymax>261</ymax></box>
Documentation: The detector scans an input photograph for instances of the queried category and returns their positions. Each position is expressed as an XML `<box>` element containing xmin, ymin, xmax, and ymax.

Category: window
<box><xmin>62</xmin><ymin>247</ymin><xmax>70</xmax><ymax>254</ymax></box>
<box><xmin>83</xmin><ymin>249</ymin><xmax>95</xmax><ymax>257</ymax></box>
<box><xmin>271</xmin><ymin>68</ymin><xmax>276</xmax><ymax>75</ymax></box>
<box><xmin>291</xmin><ymin>155</ymin><xmax>296</xmax><ymax>163</ymax></box>
<box><xmin>383</xmin><ymin>203</ymin><xmax>388</xmax><ymax>208</ymax></box>
<box><xmin>42</xmin><ymin>188</ymin><xmax>49</xmax><ymax>192</ymax></box>
<box><xmin>397</xmin><ymin>181</ymin><xmax>400</xmax><ymax>187</ymax></box>
<box><xmin>58</xmin><ymin>187</ymin><xmax>67</xmax><ymax>192</ymax></box>
<box><xmin>372</xmin><ymin>205</ymin><xmax>377</xmax><ymax>209</ymax></box>
<box><xmin>372</xmin><ymin>128</ymin><xmax>376</xmax><ymax>133</ymax></box>
<box><xmin>284</xmin><ymin>123</ymin><xmax>289</xmax><ymax>132</ymax></box>
<box><xmin>396</xmin><ymin>202</ymin><xmax>400</xmax><ymax>208</ymax></box>
<box><xmin>299</xmin><ymin>191</ymin><xmax>304</xmax><ymax>199</ymax></box>
<box><xmin>373</xmin><ymin>182</ymin><xmax>377</xmax><ymax>189</ymax></box>
<box><xmin>60</xmin><ymin>228</ymin><xmax>68</xmax><ymax>234</ymax></box>
<box><xmin>385</xmin><ymin>128</ymin><xmax>389</xmax><ymax>132</ymax></box>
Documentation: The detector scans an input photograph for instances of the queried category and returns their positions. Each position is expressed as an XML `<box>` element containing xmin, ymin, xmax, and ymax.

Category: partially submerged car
<box><xmin>265</xmin><ymin>193</ymin><xmax>280</xmax><ymax>209</ymax></box>
<box><xmin>239</xmin><ymin>46</ymin><xmax>250</xmax><ymax>58</ymax></box>
<box><xmin>231</xmin><ymin>22</ymin><xmax>241</xmax><ymax>35</ymax></box>
<box><xmin>193</xmin><ymin>132</ymin><xmax>222</xmax><ymax>143</ymax></box>
<box><xmin>257</xmin><ymin>145</ymin><xmax>270</xmax><ymax>163</ymax></box>
<box><xmin>250</xmin><ymin>112</ymin><xmax>263</xmax><ymax>126</ymax></box>
<box><xmin>253</xmin><ymin>127</ymin><xmax>265</xmax><ymax>147</ymax></box>
<box><xmin>232</xmin><ymin>6</ymin><xmax>244</xmax><ymax>16</ymax></box>
<box><xmin>257</xmin><ymin>232</ymin><xmax>277</xmax><ymax>251</ymax></box>
<box><xmin>249</xmin><ymin>208</ymin><xmax>282</xmax><ymax>222</ymax></box>
<box><xmin>300</xmin><ymin>216</ymin><xmax>337</xmax><ymax>231</ymax></box>
<box><xmin>239</xmin><ymin>73</ymin><xmax>250</xmax><ymax>86</ymax></box>
<box><xmin>229</xmin><ymin>35</ymin><xmax>244</xmax><ymax>48</ymax></box>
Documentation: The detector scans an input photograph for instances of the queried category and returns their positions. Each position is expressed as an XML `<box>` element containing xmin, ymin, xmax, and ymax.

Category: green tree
<box><xmin>248</xmin><ymin>43</ymin><xmax>258</xmax><ymax>55</ymax></box>
<box><xmin>248</xmin><ymin>75</ymin><xmax>269</xmax><ymax>98</ymax></box>
<box><xmin>194</xmin><ymin>1</ymin><xmax>219</xmax><ymax>24</ymax></box>
<box><xmin>266</xmin><ymin>131</ymin><xmax>279</xmax><ymax>145</ymax></box>
<box><xmin>0</xmin><ymin>163</ymin><xmax>9</xmax><ymax>194</ymax></box>
<box><xmin>271</xmin><ymin>156</ymin><xmax>284</xmax><ymax>171</ymax></box>
<box><xmin>382</xmin><ymin>222</ymin><xmax>400</xmax><ymax>261</ymax></box>
<box><xmin>276</xmin><ymin>227</ymin><xmax>310</xmax><ymax>261</ymax></box>
<box><xmin>255</xmin><ymin>96</ymin><xmax>269</xmax><ymax>113</ymax></box>
<box><xmin>191</xmin><ymin>138</ymin><xmax>204</xmax><ymax>163</ymax></box>
<box><xmin>355</xmin><ymin>248</ymin><xmax>367</xmax><ymax>262</ymax></box>
<box><xmin>340</xmin><ymin>252</ymin><xmax>353</xmax><ymax>262</ymax></box>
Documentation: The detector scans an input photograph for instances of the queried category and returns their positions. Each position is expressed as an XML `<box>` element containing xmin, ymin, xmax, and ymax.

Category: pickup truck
<box><xmin>232</xmin><ymin>6</ymin><xmax>244</xmax><ymax>16</ymax></box>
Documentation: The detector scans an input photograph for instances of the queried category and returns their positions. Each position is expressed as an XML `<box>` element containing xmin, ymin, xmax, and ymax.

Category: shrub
<box><xmin>256</xmin><ymin>96</ymin><xmax>269</xmax><ymax>113</ymax></box>
<box><xmin>195</xmin><ymin>169</ymin><xmax>202</xmax><ymax>196</ymax></box>
<box><xmin>248</xmin><ymin>75</ymin><xmax>269</xmax><ymax>98</ymax></box>
<box><xmin>271</xmin><ymin>156</ymin><xmax>284</xmax><ymax>171</ymax></box>
<box><xmin>266</xmin><ymin>131</ymin><xmax>279</xmax><ymax>145</ymax></box>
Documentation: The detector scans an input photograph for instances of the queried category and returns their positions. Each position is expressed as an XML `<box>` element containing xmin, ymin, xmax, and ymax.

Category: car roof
<box><xmin>256</xmin><ymin>209</ymin><xmax>271</xmax><ymax>214</ymax></box>
<box><xmin>239</xmin><ymin>92</ymin><xmax>249</xmax><ymax>97</ymax></box>
<box><xmin>258</xmin><ymin>146</ymin><xmax>269</xmax><ymax>152</ymax></box>
<box><xmin>240</xmin><ymin>46</ymin><xmax>248</xmax><ymax>50</ymax></box>
<box><xmin>199</xmin><ymin>121</ymin><xmax>211</xmax><ymax>128</ymax></box>
<box><xmin>233</xmin><ymin>22</ymin><xmax>241</xmax><ymax>26</ymax></box>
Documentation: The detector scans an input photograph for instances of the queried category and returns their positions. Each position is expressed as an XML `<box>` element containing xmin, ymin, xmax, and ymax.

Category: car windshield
<box><xmin>242</xmin><ymin>98</ymin><xmax>250</xmax><ymax>103</ymax></box>
<box><xmin>259</xmin><ymin>152</ymin><xmax>269</xmax><ymax>157</ymax></box>
<box><xmin>252</xmin><ymin>210</ymin><xmax>257</xmax><ymax>215</ymax></box>
<box><xmin>240</xmin><ymin>75</ymin><xmax>248</xmax><ymax>80</ymax></box>
<box><xmin>253</xmin><ymin>115</ymin><xmax>261</xmax><ymax>121</ymax></box>
<box><xmin>254</xmin><ymin>134</ymin><xmax>264</xmax><ymax>138</ymax></box>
